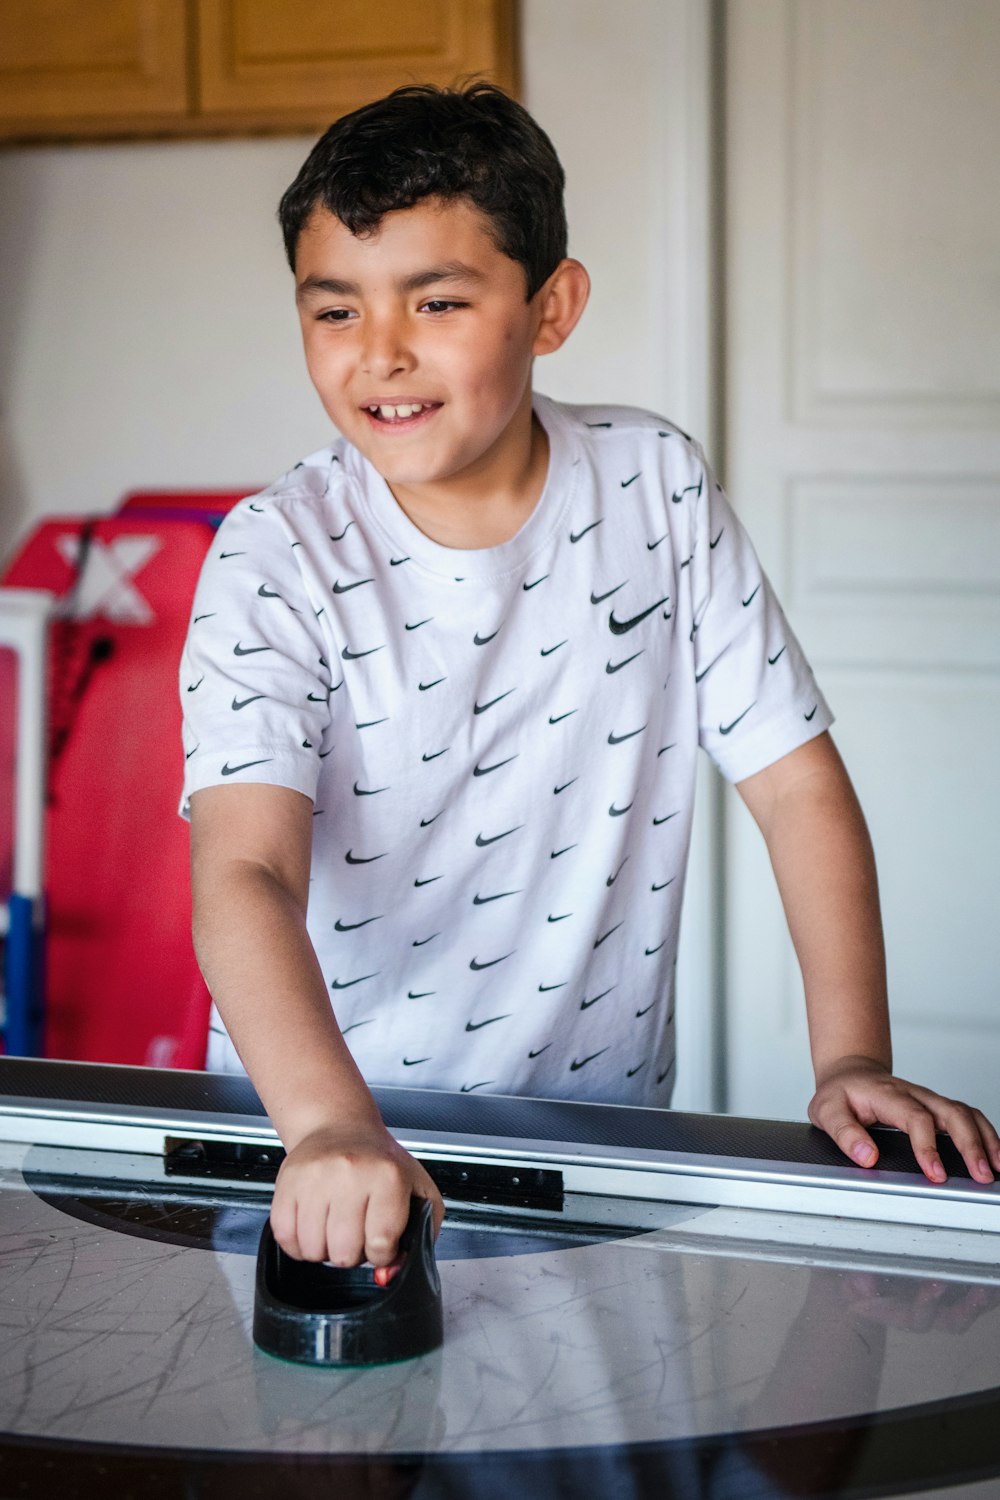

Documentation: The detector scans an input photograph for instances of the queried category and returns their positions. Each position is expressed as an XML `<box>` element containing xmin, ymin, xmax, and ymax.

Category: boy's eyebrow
<box><xmin>296</xmin><ymin>262</ymin><xmax>488</xmax><ymax>301</ymax></box>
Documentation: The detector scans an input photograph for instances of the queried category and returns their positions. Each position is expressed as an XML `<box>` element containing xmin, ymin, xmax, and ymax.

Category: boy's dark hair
<box><xmin>278</xmin><ymin>82</ymin><xmax>567</xmax><ymax>300</ymax></box>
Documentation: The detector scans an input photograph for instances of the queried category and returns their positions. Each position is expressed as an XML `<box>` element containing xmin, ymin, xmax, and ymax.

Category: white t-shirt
<box><xmin>180</xmin><ymin>396</ymin><xmax>832</xmax><ymax>1105</ymax></box>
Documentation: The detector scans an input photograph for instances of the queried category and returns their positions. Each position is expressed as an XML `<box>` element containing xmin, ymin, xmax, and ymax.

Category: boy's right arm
<box><xmin>189</xmin><ymin>782</ymin><xmax>444</xmax><ymax>1267</ymax></box>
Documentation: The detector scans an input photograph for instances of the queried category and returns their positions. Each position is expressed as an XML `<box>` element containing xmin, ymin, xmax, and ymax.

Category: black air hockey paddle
<box><xmin>253</xmin><ymin>1196</ymin><xmax>443</xmax><ymax>1367</ymax></box>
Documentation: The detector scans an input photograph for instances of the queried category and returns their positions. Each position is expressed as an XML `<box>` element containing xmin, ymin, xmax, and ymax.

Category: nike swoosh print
<box><xmin>657</xmin><ymin>1065</ymin><xmax>675</xmax><ymax>1085</ymax></box>
<box><xmin>550</xmin><ymin>844</ymin><xmax>577</xmax><ymax>859</ymax></box>
<box><xmin>390</xmin><ymin>556</ymin><xmax>410</xmax><ymax>566</ymax></box>
<box><xmin>607</xmin><ymin>857</ymin><xmax>628</xmax><ymax>887</ymax></box>
<box><xmin>645</xmin><ymin>940</ymin><xmax>666</xmax><ymax>956</ymax></box>
<box><xmin>345</xmin><ymin>849</ymin><xmax>387</xmax><ymax>864</ymax></box>
<box><xmin>407</xmin><ymin>989</ymin><xmax>435</xmax><ymax>999</ymax></box>
<box><xmin>768</xmin><ymin>646</ymin><xmax>787</xmax><ymax>665</ymax></box>
<box><xmin>340</xmin><ymin>1019</ymin><xmax>373</xmax><ymax>1035</ymax></box>
<box><xmin>414</xmin><ymin>875</ymin><xmax>442</xmax><ymax>887</ymax></box>
<box><xmin>591</xmin><ymin>582</ymin><xmax>626</xmax><ymax>605</ymax></box>
<box><xmin>342</xmin><ymin>644</ymin><xmax>384</xmax><ymax>660</ymax></box>
<box><xmin>402</xmin><ymin>1057</ymin><xmax>431</xmax><ymax>1066</ymax></box>
<box><xmin>585</xmin><ymin>421</ymin><xmax>613</xmax><ymax>428</ymax></box>
<box><xmin>541</xmin><ymin>640</ymin><xmax>567</xmax><ymax>657</ymax></box>
<box><xmin>329</xmin><ymin>522</ymin><xmax>353</xmax><ymax>541</ymax></box>
<box><xmin>258</xmin><ymin>585</ymin><xmax>281</xmax><ymax>598</ymax></box>
<box><xmin>419</xmin><ymin>678</ymin><xmax>446</xmax><ymax>691</ymax></box>
<box><xmin>186</xmin><ymin>677</ymin><xmax>204</xmax><ymax>692</ymax></box>
<box><xmin>621</xmin><ymin>473</ymin><xmax>640</xmax><ymax>487</ymax></box>
<box><xmin>646</xmin><ymin>535</ymin><xmax>667</xmax><ymax>551</ymax></box>
<box><xmin>333</xmin><ymin>578</ymin><xmax>374</xmax><ymax>593</ymax></box>
<box><xmin>569</xmin><ymin>520</ymin><xmax>602</xmax><ymax>542</ymax></box>
<box><xmin>742</xmin><ymin>584</ymin><xmax>761</xmax><ymax>607</ymax></box>
<box><xmin>411</xmin><ymin>933</ymin><xmax>439</xmax><ymax>947</ymax></box>
<box><xmin>221</xmin><ymin>757</ymin><xmax>273</xmax><ymax>776</ymax></box>
<box><xmin>353</xmin><ymin>782</ymin><xmax>387</xmax><ymax>796</ymax></box>
<box><xmin>192</xmin><ymin>613</ymin><xmax>215</xmax><ymax>623</ymax></box>
<box><xmin>405</xmin><ymin>618</ymin><xmax>432</xmax><ymax>631</ymax></box>
<box><xmin>636</xmin><ymin>1002</ymin><xmax>656</xmax><ymax>1017</ymax></box>
<box><xmin>419</xmin><ymin>811</ymin><xmax>443</xmax><ymax>827</ymax></box>
<box><xmin>607</xmin><ymin>651</ymin><xmax>643</xmax><ymax>674</ymax></box>
<box><xmin>570</xmin><ymin>1048</ymin><xmax>609</xmax><ymax>1072</ymax></box>
<box><xmin>805</xmin><ymin>705</ymin><xmax>818</xmax><ymax>721</ymax></box>
<box><xmin>653</xmin><ymin>812</ymin><xmax>678</xmax><ymax>826</ymax></box>
<box><xmin>465</xmin><ymin>1013</ymin><xmax>511</xmax><ymax>1029</ymax></box>
<box><xmin>609</xmin><ymin>801</ymin><xmax>634</xmax><ymax>817</ymax></box>
<box><xmin>473</xmin><ymin>755</ymin><xmax>518</xmax><ymax>776</ymax></box>
<box><xmin>608</xmin><ymin>597</ymin><xmax>668</xmax><ymax>635</ymax></box>
<box><xmin>523</xmin><ymin>574</ymin><xmax>548</xmax><ymax>591</ymax></box>
<box><xmin>233</xmin><ymin>642</ymin><xmax>271</xmax><ymax>655</ymax></box>
<box><xmin>232</xmin><ymin>694</ymin><xmax>265</xmax><ymax>710</ymax></box>
<box><xmin>627</xmin><ymin>1062</ymin><xmax>647</xmax><ymax>1077</ymax></box>
<box><xmin>670</xmin><ymin>477</ymin><xmax>703</xmax><ymax>505</ymax></box>
<box><xmin>538</xmin><ymin>981</ymin><xmax>566</xmax><ymax>992</ymax></box>
<box><xmin>219</xmin><ymin>551</ymin><xmax>245</xmax><ymax>559</ymax></box>
<box><xmin>694</xmin><ymin>664</ymin><xmax>713</xmax><ymax>684</ymax></box>
<box><xmin>652</xmin><ymin>878</ymin><xmax>675</xmax><ymax>892</ymax></box>
<box><xmin>185</xmin><ymin>745</ymin><xmax>199</xmax><ymax>760</ymax></box>
<box><xmin>473</xmin><ymin>890</ymin><xmax>521</xmax><ymax>905</ymax></box>
<box><xmin>549</xmin><ymin>710</ymin><xmax>576</xmax><ymax>725</ymax></box>
<box><xmin>528</xmin><ymin>1045</ymin><xmax>552</xmax><ymax>1058</ymax></box>
<box><xmin>422</xmin><ymin>747</ymin><xmax>449</xmax><ymax>762</ymax></box>
<box><xmin>719</xmin><ymin>704</ymin><xmax>756</xmax><ymax>735</ymax></box>
<box><xmin>473</xmin><ymin>628</ymin><xmax>500</xmax><ymax>646</ymax></box>
<box><xmin>461</xmin><ymin>1081</ymin><xmax>495</xmax><ymax>1093</ymax></box>
<box><xmin>356</xmin><ymin>719</ymin><xmax>388</xmax><ymax>731</ymax></box>
<box><xmin>554</xmin><ymin>778</ymin><xmax>577</xmax><ymax>794</ymax></box>
<box><xmin>476</xmin><ymin>826</ymin><xmax>522</xmax><ymax>847</ymax></box>
<box><xmin>581</xmin><ymin>986</ymin><xmax>615</xmax><ymax>1009</ymax></box>
<box><xmin>307</xmin><ymin>690</ymin><xmax>331</xmax><ymax>702</ymax></box>
<box><xmin>710</xmin><ymin>528</ymin><xmax>724</xmax><ymax>549</ymax></box>
<box><xmin>330</xmin><ymin>973</ymin><xmax>379</xmax><ymax>989</ymax></box>
<box><xmin>594</xmin><ymin>922</ymin><xmax>624</xmax><ymax>948</ymax></box>
<box><xmin>547</xmin><ymin>913</ymin><xmax>572</xmax><ymax>923</ymax></box>
<box><xmin>469</xmin><ymin>954</ymin><xmax>514</xmax><ymax>971</ymax></box>
<box><xmin>657</xmin><ymin>743</ymin><xmax>676</xmax><ymax>757</ymax></box>
<box><xmin>249</xmin><ymin>504</ymin><xmax>265</xmax><ymax>513</ymax></box>
<box><xmin>608</xmin><ymin>724</ymin><xmax>646</xmax><ymax>745</ymax></box>
<box><xmin>334</xmin><ymin>915</ymin><xmax>382</xmax><ymax>931</ymax></box>
<box><xmin>474</xmin><ymin>689</ymin><xmax>515</xmax><ymax>714</ymax></box>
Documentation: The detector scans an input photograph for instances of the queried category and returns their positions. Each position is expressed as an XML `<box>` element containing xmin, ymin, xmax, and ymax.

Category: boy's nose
<box><xmin>361</xmin><ymin>317</ymin><xmax>414</xmax><ymax>379</ymax></box>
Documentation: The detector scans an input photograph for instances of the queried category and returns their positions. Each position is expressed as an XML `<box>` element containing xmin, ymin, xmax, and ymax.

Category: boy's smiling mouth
<box><xmin>362</xmin><ymin>401</ymin><xmax>442</xmax><ymax>427</ymax></box>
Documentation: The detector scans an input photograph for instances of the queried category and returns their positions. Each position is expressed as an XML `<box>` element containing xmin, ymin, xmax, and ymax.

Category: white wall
<box><xmin>0</xmin><ymin>0</ymin><xmax>714</xmax><ymax>553</ymax></box>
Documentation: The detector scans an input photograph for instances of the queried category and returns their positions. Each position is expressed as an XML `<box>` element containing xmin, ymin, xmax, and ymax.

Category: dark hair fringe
<box><xmin>278</xmin><ymin>82</ymin><xmax>567</xmax><ymax>298</ymax></box>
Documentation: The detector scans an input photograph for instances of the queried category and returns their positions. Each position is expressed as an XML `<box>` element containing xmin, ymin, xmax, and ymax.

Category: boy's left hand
<box><xmin>808</xmin><ymin>1057</ymin><xmax>1000</xmax><ymax>1185</ymax></box>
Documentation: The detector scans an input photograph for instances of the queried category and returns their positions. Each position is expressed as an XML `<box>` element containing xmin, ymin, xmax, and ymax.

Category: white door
<box><xmin>723</xmin><ymin>0</ymin><xmax>1000</xmax><ymax>1120</ymax></box>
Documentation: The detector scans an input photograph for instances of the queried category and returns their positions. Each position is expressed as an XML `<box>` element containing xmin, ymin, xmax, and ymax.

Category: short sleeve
<box><xmin>686</xmin><ymin>450</ymin><xmax>833</xmax><ymax>782</ymax></box>
<box><xmin>178</xmin><ymin>501</ymin><xmax>334</xmax><ymax>816</ymax></box>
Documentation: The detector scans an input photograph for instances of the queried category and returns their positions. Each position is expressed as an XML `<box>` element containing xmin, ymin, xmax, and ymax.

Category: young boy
<box><xmin>180</xmin><ymin>82</ymin><xmax>1000</xmax><ymax>1276</ymax></box>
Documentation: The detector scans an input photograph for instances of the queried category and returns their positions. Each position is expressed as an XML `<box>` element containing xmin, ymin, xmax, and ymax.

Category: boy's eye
<box><xmin>420</xmin><ymin>299</ymin><xmax>466</xmax><ymax>314</ymax></box>
<box><xmin>318</xmin><ymin>308</ymin><xmax>354</xmax><ymax>322</ymax></box>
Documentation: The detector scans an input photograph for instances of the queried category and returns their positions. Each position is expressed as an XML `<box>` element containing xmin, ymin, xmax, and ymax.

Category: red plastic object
<box><xmin>1</xmin><ymin>514</ymin><xmax>217</xmax><ymax>1068</ymax></box>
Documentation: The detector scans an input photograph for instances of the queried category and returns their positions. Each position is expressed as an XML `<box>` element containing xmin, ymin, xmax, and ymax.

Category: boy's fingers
<box><xmin>270</xmin><ymin>1196</ymin><xmax>301</xmax><ymax>1260</ymax></box>
<box><xmin>812</xmin><ymin>1097</ymin><xmax>880</xmax><ymax>1168</ymax></box>
<box><xmin>364</xmin><ymin>1174</ymin><xmax>412</xmax><ymax>1268</ymax></box>
<box><xmin>930</xmin><ymin>1100</ymin><xmax>996</xmax><ymax>1184</ymax></box>
<box><xmin>324</xmin><ymin>1195</ymin><xmax>368</xmax><ymax>1267</ymax></box>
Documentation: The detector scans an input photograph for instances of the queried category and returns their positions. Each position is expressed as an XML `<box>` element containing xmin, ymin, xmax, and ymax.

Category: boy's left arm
<box><xmin>735</xmin><ymin>731</ymin><xmax>1000</xmax><ymax>1184</ymax></box>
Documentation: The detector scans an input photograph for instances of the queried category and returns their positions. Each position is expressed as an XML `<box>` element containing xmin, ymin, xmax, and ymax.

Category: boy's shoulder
<box><xmin>538</xmin><ymin>395</ymin><xmax>706</xmax><ymax>471</ymax></box>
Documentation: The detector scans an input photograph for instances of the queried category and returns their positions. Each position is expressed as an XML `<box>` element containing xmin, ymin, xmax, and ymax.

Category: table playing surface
<box><xmin>1</xmin><ymin>1058</ymin><xmax>999</xmax><ymax>1500</ymax></box>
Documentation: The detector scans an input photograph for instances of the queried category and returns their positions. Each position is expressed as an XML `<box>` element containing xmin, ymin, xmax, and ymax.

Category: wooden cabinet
<box><xmin>0</xmin><ymin>0</ymin><xmax>518</xmax><ymax>143</ymax></box>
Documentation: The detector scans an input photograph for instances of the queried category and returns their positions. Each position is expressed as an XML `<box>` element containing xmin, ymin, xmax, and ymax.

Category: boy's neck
<box><xmin>382</xmin><ymin>397</ymin><xmax>550</xmax><ymax>552</ymax></box>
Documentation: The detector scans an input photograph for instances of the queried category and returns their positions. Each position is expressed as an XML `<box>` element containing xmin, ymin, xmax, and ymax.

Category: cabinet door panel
<box><xmin>196</xmin><ymin>0</ymin><xmax>516</xmax><ymax>121</ymax></box>
<box><xmin>0</xmin><ymin>0</ymin><xmax>188</xmax><ymax>128</ymax></box>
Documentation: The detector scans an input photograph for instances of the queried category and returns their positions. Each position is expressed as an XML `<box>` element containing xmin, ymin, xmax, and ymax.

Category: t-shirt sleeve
<box><xmin>178</xmin><ymin>501</ymin><xmax>334</xmax><ymax>817</ymax></box>
<box><xmin>685</xmin><ymin>447</ymin><xmax>833</xmax><ymax>782</ymax></box>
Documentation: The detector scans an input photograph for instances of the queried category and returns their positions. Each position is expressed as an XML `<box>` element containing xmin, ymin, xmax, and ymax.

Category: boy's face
<box><xmin>293</xmin><ymin>197</ymin><xmax>552</xmax><ymax>505</ymax></box>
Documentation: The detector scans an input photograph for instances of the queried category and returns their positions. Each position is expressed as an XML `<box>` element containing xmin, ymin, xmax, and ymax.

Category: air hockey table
<box><xmin>2</xmin><ymin>1057</ymin><xmax>1000</xmax><ymax>1500</ymax></box>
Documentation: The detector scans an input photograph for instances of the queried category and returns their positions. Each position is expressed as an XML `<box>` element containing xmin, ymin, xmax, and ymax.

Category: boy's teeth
<box><xmin>374</xmin><ymin>403</ymin><xmax>425</xmax><ymax>419</ymax></box>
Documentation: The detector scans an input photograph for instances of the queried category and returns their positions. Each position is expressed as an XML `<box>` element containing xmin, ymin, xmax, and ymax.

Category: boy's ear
<box><xmin>532</xmin><ymin>259</ymin><xmax>590</xmax><ymax>357</ymax></box>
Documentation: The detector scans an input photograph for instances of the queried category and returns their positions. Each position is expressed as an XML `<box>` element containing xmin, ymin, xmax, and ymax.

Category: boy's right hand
<box><xmin>269</xmin><ymin>1119</ymin><xmax>445</xmax><ymax>1269</ymax></box>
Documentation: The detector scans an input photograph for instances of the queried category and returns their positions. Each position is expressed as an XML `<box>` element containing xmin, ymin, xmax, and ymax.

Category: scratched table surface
<box><xmin>2</xmin><ymin>1134</ymin><xmax>1000</xmax><ymax>1499</ymax></box>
